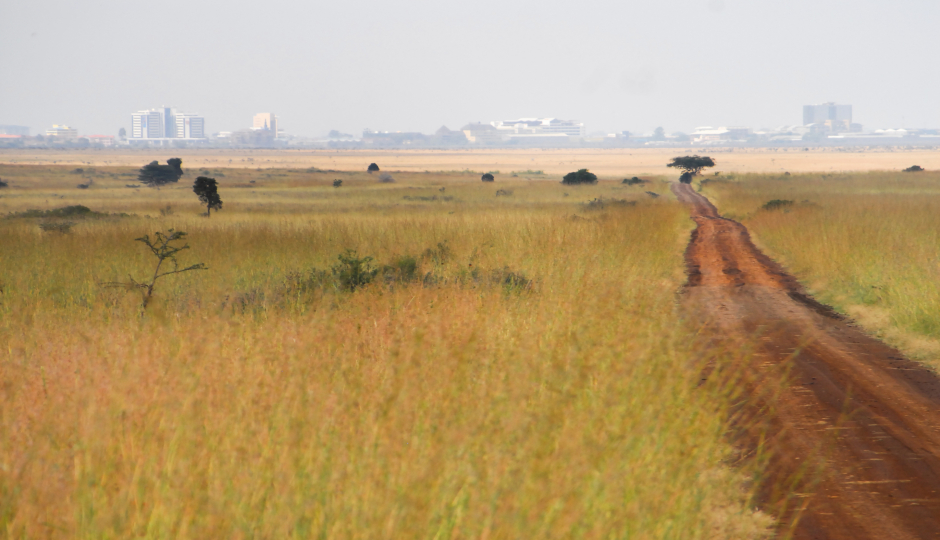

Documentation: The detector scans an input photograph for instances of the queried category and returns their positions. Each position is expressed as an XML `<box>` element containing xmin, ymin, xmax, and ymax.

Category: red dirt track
<box><xmin>672</xmin><ymin>182</ymin><xmax>940</xmax><ymax>539</ymax></box>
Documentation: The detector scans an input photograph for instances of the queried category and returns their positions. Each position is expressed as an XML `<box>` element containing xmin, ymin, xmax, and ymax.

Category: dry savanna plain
<box><xmin>1</xmin><ymin>148</ymin><xmax>940</xmax><ymax>539</ymax></box>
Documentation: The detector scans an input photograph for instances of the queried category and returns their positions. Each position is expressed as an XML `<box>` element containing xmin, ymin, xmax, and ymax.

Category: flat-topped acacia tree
<box><xmin>138</xmin><ymin>158</ymin><xmax>184</xmax><ymax>187</ymax></box>
<box><xmin>561</xmin><ymin>169</ymin><xmax>598</xmax><ymax>185</ymax></box>
<box><xmin>667</xmin><ymin>156</ymin><xmax>715</xmax><ymax>183</ymax></box>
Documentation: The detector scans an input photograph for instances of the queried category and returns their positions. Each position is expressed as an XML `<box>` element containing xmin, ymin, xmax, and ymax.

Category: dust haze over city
<box><xmin>2</xmin><ymin>0</ymin><xmax>940</xmax><ymax>142</ymax></box>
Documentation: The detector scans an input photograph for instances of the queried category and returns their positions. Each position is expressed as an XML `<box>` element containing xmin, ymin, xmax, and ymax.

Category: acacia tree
<box><xmin>561</xmin><ymin>169</ymin><xmax>598</xmax><ymax>185</ymax></box>
<box><xmin>367</xmin><ymin>163</ymin><xmax>380</xmax><ymax>173</ymax></box>
<box><xmin>667</xmin><ymin>156</ymin><xmax>716</xmax><ymax>183</ymax></box>
<box><xmin>193</xmin><ymin>176</ymin><xmax>222</xmax><ymax>216</ymax></box>
<box><xmin>138</xmin><ymin>158</ymin><xmax>184</xmax><ymax>187</ymax></box>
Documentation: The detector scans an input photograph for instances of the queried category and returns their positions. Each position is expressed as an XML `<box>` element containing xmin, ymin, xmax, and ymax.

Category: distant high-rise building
<box><xmin>131</xmin><ymin>109</ymin><xmax>164</xmax><ymax>139</ymax></box>
<box><xmin>175</xmin><ymin>113</ymin><xmax>205</xmax><ymax>139</ymax></box>
<box><xmin>0</xmin><ymin>125</ymin><xmax>30</xmax><ymax>136</ymax></box>
<box><xmin>45</xmin><ymin>125</ymin><xmax>78</xmax><ymax>139</ymax></box>
<box><xmin>252</xmin><ymin>113</ymin><xmax>278</xmax><ymax>138</ymax></box>
<box><xmin>131</xmin><ymin>106</ymin><xmax>206</xmax><ymax>139</ymax></box>
<box><xmin>803</xmin><ymin>102</ymin><xmax>852</xmax><ymax>131</ymax></box>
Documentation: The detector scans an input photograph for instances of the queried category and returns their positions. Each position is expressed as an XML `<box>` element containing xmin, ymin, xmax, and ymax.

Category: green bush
<box><xmin>332</xmin><ymin>250</ymin><xmax>378</xmax><ymax>291</ymax></box>
<box><xmin>497</xmin><ymin>269</ymin><xmax>532</xmax><ymax>292</ymax></box>
<box><xmin>383</xmin><ymin>255</ymin><xmax>420</xmax><ymax>283</ymax></box>
<box><xmin>562</xmin><ymin>169</ymin><xmax>598</xmax><ymax>185</ymax></box>
<box><xmin>422</xmin><ymin>241</ymin><xmax>451</xmax><ymax>265</ymax></box>
<box><xmin>761</xmin><ymin>199</ymin><xmax>795</xmax><ymax>211</ymax></box>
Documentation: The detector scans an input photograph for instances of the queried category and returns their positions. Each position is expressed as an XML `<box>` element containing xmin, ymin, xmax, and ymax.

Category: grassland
<box><xmin>0</xmin><ymin>164</ymin><xmax>770</xmax><ymax>538</ymax></box>
<box><xmin>699</xmin><ymin>171</ymin><xmax>940</xmax><ymax>369</ymax></box>
<box><xmin>4</xmin><ymin>145</ymin><xmax>940</xmax><ymax>176</ymax></box>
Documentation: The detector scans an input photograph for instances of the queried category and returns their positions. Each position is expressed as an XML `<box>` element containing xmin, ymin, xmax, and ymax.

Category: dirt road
<box><xmin>672</xmin><ymin>182</ymin><xmax>940</xmax><ymax>539</ymax></box>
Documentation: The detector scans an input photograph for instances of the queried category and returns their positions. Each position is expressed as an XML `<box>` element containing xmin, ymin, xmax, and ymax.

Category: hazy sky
<box><xmin>2</xmin><ymin>0</ymin><xmax>938</xmax><ymax>137</ymax></box>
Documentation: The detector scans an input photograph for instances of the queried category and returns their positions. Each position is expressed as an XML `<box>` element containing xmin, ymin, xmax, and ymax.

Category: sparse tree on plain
<box><xmin>667</xmin><ymin>156</ymin><xmax>716</xmax><ymax>182</ymax></box>
<box><xmin>138</xmin><ymin>158</ymin><xmax>184</xmax><ymax>187</ymax></box>
<box><xmin>193</xmin><ymin>176</ymin><xmax>222</xmax><ymax>216</ymax></box>
<box><xmin>561</xmin><ymin>169</ymin><xmax>598</xmax><ymax>185</ymax></box>
<box><xmin>482</xmin><ymin>173</ymin><xmax>495</xmax><ymax>182</ymax></box>
<box><xmin>368</xmin><ymin>163</ymin><xmax>380</xmax><ymax>173</ymax></box>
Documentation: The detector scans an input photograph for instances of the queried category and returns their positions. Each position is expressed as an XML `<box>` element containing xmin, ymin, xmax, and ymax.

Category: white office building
<box><xmin>490</xmin><ymin>118</ymin><xmax>585</xmax><ymax>138</ymax></box>
<box><xmin>130</xmin><ymin>106</ymin><xmax>206</xmax><ymax>140</ymax></box>
<box><xmin>175</xmin><ymin>114</ymin><xmax>205</xmax><ymax>139</ymax></box>
<box><xmin>131</xmin><ymin>109</ymin><xmax>164</xmax><ymax>138</ymax></box>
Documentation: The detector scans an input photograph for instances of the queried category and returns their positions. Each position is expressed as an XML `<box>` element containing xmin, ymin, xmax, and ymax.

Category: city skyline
<box><xmin>2</xmin><ymin>0</ymin><xmax>939</xmax><ymax>137</ymax></box>
<box><xmin>2</xmin><ymin>99</ymin><xmax>934</xmax><ymax>143</ymax></box>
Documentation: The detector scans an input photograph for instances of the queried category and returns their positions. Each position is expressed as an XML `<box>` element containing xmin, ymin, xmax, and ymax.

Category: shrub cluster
<box><xmin>230</xmin><ymin>242</ymin><xmax>533</xmax><ymax>313</ymax></box>
<box><xmin>7</xmin><ymin>205</ymin><xmax>134</xmax><ymax>222</ymax></box>
<box><xmin>8</xmin><ymin>205</ymin><xmax>100</xmax><ymax>219</ymax></box>
<box><xmin>586</xmin><ymin>197</ymin><xmax>636</xmax><ymax>210</ymax></box>
<box><xmin>761</xmin><ymin>199</ymin><xmax>795</xmax><ymax>211</ymax></box>
<box><xmin>403</xmin><ymin>195</ymin><xmax>454</xmax><ymax>202</ymax></box>
<box><xmin>38</xmin><ymin>221</ymin><xmax>76</xmax><ymax>234</ymax></box>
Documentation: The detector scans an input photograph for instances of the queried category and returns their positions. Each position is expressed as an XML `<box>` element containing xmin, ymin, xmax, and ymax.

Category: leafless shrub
<box><xmin>100</xmin><ymin>229</ymin><xmax>206</xmax><ymax>311</ymax></box>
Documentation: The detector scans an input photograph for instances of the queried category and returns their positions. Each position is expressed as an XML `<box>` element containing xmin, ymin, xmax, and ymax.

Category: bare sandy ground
<box><xmin>2</xmin><ymin>147</ymin><xmax>940</xmax><ymax>176</ymax></box>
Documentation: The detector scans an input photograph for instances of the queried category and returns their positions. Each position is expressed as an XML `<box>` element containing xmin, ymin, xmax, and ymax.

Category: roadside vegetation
<box><xmin>0</xmin><ymin>164</ymin><xmax>771</xmax><ymax>538</ymax></box>
<box><xmin>700</xmin><ymin>171</ymin><xmax>940</xmax><ymax>368</ymax></box>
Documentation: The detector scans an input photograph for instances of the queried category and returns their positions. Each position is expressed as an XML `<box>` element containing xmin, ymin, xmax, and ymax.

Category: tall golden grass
<box><xmin>0</xmin><ymin>166</ymin><xmax>771</xmax><ymax>538</ymax></box>
<box><xmin>701</xmin><ymin>171</ymin><xmax>940</xmax><ymax>368</ymax></box>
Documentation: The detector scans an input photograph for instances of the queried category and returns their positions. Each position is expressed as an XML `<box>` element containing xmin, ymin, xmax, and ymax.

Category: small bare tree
<box><xmin>102</xmin><ymin>229</ymin><xmax>206</xmax><ymax>310</ymax></box>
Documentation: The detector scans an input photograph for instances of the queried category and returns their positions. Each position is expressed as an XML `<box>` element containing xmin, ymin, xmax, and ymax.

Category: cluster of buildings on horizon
<box><xmin>3</xmin><ymin>102</ymin><xmax>940</xmax><ymax>149</ymax></box>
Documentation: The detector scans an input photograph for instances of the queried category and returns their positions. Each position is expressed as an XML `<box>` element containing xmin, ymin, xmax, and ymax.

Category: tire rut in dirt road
<box><xmin>672</xmin><ymin>182</ymin><xmax>940</xmax><ymax>539</ymax></box>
